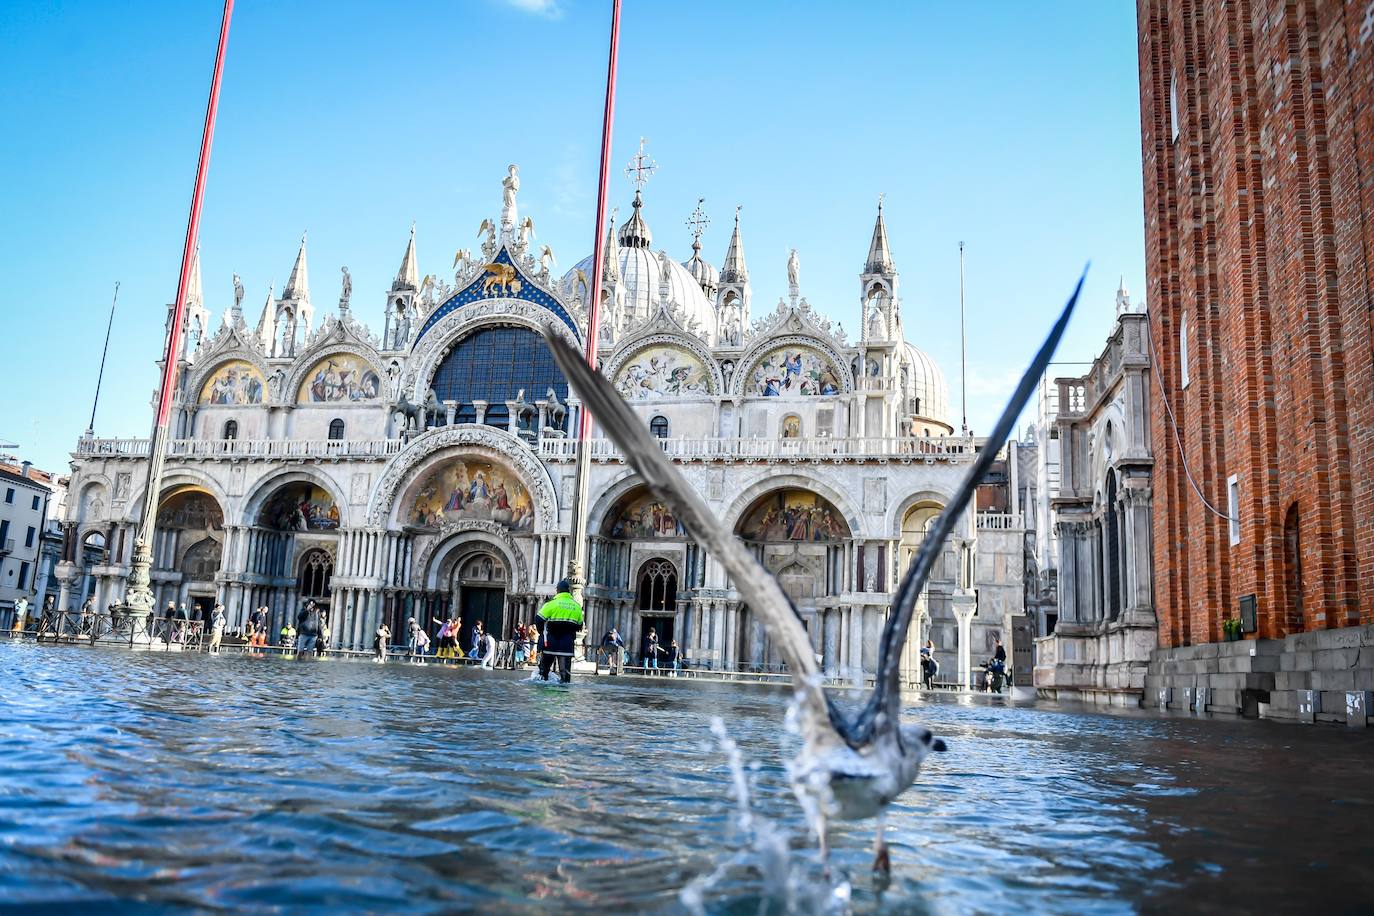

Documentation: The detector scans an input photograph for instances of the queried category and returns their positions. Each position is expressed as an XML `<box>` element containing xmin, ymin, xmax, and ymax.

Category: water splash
<box><xmin>679</xmin><ymin>716</ymin><xmax>851</xmax><ymax>916</ymax></box>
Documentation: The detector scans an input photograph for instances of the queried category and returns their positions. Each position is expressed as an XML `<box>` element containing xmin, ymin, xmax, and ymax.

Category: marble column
<box><xmin>953</xmin><ymin>592</ymin><xmax>977</xmax><ymax>690</ymax></box>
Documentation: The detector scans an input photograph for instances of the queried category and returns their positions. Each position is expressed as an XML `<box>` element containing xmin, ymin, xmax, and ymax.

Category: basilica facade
<box><xmin>59</xmin><ymin>164</ymin><xmax>1026</xmax><ymax>682</ymax></box>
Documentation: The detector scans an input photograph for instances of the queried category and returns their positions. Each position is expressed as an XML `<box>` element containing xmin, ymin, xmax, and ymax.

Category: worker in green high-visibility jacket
<box><xmin>537</xmin><ymin>579</ymin><xmax>584</xmax><ymax>684</ymax></box>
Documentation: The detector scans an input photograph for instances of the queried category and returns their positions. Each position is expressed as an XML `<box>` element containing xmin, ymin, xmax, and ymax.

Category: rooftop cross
<box><xmin>625</xmin><ymin>137</ymin><xmax>657</xmax><ymax>191</ymax></box>
<box><xmin>686</xmin><ymin>198</ymin><xmax>709</xmax><ymax>247</ymax></box>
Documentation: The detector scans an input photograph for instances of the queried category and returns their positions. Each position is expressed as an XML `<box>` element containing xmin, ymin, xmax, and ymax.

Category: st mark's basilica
<box><xmin>59</xmin><ymin>155</ymin><xmax>1028</xmax><ymax>682</ymax></box>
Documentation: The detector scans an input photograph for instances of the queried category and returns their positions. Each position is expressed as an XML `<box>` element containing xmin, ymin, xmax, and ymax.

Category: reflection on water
<box><xmin>1</xmin><ymin>642</ymin><xmax>1370</xmax><ymax>912</ymax></box>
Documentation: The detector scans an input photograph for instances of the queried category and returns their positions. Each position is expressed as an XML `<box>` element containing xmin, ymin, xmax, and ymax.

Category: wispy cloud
<box><xmin>500</xmin><ymin>0</ymin><xmax>563</xmax><ymax>18</ymax></box>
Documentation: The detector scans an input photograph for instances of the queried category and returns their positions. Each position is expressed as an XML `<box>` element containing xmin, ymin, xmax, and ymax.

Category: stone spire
<box><xmin>255</xmin><ymin>283</ymin><xmax>276</xmax><ymax>349</ymax></box>
<box><xmin>182</xmin><ymin>246</ymin><xmax>209</xmax><ymax>360</ymax></box>
<box><xmin>394</xmin><ymin>224</ymin><xmax>419</xmax><ymax>291</ymax></box>
<box><xmin>603</xmin><ymin>208</ymin><xmax>621</xmax><ymax>282</ymax></box>
<box><xmin>282</xmin><ymin>232</ymin><xmax>310</xmax><ymax>303</ymax></box>
<box><xmin>865</xmin><ymin>197</ymin><xmax>895</xmax><ymax>275</ymax></box>
<box><xmin>1116</xmin><ymin>276</ymin><xmax>1131</xmax><ymax>316</ymax></box>
<box><xmin>719</xmin><ymin>207</ymin><xmax>748</xmax><ymax>284</ymax></box>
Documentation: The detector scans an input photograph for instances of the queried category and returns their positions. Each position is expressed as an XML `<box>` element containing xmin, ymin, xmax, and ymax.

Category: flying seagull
<box><xmin>541</xmin><ymin>270</ymin><xmax>1083</xmax><ymax>872</ymax></box>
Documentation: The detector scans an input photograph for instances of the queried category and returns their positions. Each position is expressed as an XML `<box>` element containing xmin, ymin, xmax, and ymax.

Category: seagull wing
<box><xmin>851</xmin><ymin>269</ymin><xmax>1087</xmax><ymax>744</ymax></box>
<box><xmin>541</xmin><ymin>327</ymin><xmax>837</xmax><ymax>730</ymax></box>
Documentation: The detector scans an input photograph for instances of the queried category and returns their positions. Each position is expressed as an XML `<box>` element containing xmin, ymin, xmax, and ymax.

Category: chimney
<box><xmin>20</xmin><ymin>461</ymin><xmax>31</xmax><ymax>479</ymax></box>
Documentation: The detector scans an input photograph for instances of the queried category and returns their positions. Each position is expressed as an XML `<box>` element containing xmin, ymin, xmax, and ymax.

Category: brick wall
<box><xmin>1140</xmin><ymin>0</ymin><xmax>1374</xmax><ymax>646</ymax></box>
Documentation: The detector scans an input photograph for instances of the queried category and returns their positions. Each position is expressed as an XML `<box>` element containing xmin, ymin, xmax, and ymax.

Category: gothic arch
<box><xmin>884</xmin><ymin>487</ymin><xmax>958</xmax><ymax>538</ymax></box>
<box><xmin>285</xmin><ymin>344</ymin><xmax>386</xmax><ymax>406</ymax></box>
<box><xmin>366</xmin><ymin>424</ymin><xmax>558</xmax><ymax>529</ymax></box>
<box><xmin>603</xmin><ymin>332</ymin><xmax>723</xmax><ymax>397</ymax></box>
<box><xmin>241</xmin><ymin>467</ymin><xmax>350</xmax><ymax>530</ymax></box>
<box><xmin>184</xmin><ymin>351</ymin><xmax>273</xmax><ymax>408</ymax></box>
<box><xmin>732</xmin><ymin>334</ymin><xmax>854</xmax><ymax>398</ymax></box>
<box><xmin>414</xmin><ymin>520</ymin><xmax>530</xmax><ymax>594</ymax></box>
<box><xmin>721</xmin><ymin>471</ymin><xmax>863</xmax><ymax>539</ymax></box>
<box><xmin>122</xmin><ymin>470</ymin><xmax>229</xmax><ymax>525</ymax></box>
<box><xmin>585</xmin><ymin>469</ymin><xmax>651</xmax><ymax>539</ymax></box>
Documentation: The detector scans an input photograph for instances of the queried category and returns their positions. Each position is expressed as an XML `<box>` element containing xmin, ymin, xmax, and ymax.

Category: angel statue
<box><xmin>340</xmin><ymin>266</ymin><xmax>352</xmax><ymax>309</ymax></box>
<box><xmin>519</xmin><ymin>216</ymin><xmax>536</xmax><ymax>248</ymax></box>
<box><xmin>453</xmin><ymin>248</ymin><xmax>471</xmax><ymax>275</ymax></box>
<box><xmin>538</xmin><ymin>245</ymin><xmax>557</xmax><ymax>275</ymax></box>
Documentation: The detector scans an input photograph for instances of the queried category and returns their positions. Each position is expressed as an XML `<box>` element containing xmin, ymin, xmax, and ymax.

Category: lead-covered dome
<box><xmin>901</xmin><ymin>341</ymin><xmax>950</xmax><ymax>430</ymax></box>
<box><xmin>560</xmin><ymin>191</ymin><xmax>718</xmax><ymax>340</ymax></box>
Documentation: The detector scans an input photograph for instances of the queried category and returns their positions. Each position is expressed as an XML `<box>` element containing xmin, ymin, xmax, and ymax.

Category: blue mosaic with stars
<box><xmin>414</xmin><ymin>246</ymin><xmax>580</xmax><ymax>348</ymax></box>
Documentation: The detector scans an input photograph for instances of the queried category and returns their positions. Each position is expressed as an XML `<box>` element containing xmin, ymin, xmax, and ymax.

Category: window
<box><xmin>31</xmin><ymin>495</ymin><xmax>39</xmax><ymax>510</ymax></box>
<box><xmin>1227</xmin><ymin>474</ymin><xmax>1240</xmax><ymax>545</ymax></box>
<box><xmin>223</xmin><ymin>419</ymin><xmax>238</xmax><ymax>440</ymax></box>
<box><xmin>1170</xmin><ymin>72</ymin><xmax>1180</xmax><ymax>142</ymax></box>
<box><xmin>4</xmin><ymin>488</ymin><xmax>12</xmax><ymax>504</ymax></box>
<box><xmin>25</xmin><ymin>526</ymin><xmax>34</xmax><ymax>549</ymax></box>
<box><xmin>649</xmin><ymin>416</ymin><xmax>670</xmax><ymax>439</ymax></box>
<box><xmin>17</xmin><ymin>562</ymin><xmax>28</xmax><ymax>590</ymax></box>
<box><xmin>299</xmin><ymin>548</ymin><xmax>334</xmax><ymax>599</ymax></box>
<box><xmin>1180</xmin><ymin>316</ymin><xmax>1190</xmax><ymax>388</ymax></box>
<box><xmin>430</xmin><ymin>325</ymin><xmax>569</xmax><ymax>428</ymax></box>
<box><xmin>328</xmin><ymin>418</ymin><xmax>346</xmax><ymax>440</ymax></box>
<box><xmin>0</xmin><ymin>519</ymin><xmax>9</xmax><ymax>546</ymax></box>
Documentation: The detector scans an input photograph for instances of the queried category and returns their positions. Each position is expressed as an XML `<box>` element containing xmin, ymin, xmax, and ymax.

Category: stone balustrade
<box><xmin>537</xmin><ymin>435</ymin><xmax>976</xmax><ymax>463</ymax></box>
<box><xmin>976</xmin><ymin>512</ymin><xmax>1024</xmax><ymax>530</ymax></box>
<box><xmin>74</xmin><ymin>438</ymin><xmax>403</xmax><ymax>461</ymax></box>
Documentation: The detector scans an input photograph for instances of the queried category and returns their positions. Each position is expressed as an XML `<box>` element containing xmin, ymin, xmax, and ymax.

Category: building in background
<box><xmin>1035</xmin><ymin>285</ymin><xmax>1156</xmax><ymax>705</ymax></box>
<box><xmin>0</xmin><ymin>459</ymin><xmax>61</xmax><ymax>627</ymax></box>
<box><xmin>1139</xmin><ymin>1</ymin><xmax>1374</xmax><ymax>720</ymax></box>
<box><xmin>62</xmin><ymin>158</ymin><xmax>1028</xmax><ymax>682</ymax></box>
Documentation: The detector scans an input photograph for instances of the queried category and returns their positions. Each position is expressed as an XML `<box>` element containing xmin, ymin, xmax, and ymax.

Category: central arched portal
<box><xmin>241</xmin><ymin>477</ymin><xmax>345</xmax><ymax>638</ymax></box>
<box><xmin>451</xmin><ymin>549</ymin><xmax>507</xmax><ymax>654</ymax></box>
<box><xmin>735</xmin><ymin>488</ymin><xmax>850</xmax><ymax>672</ymax></box>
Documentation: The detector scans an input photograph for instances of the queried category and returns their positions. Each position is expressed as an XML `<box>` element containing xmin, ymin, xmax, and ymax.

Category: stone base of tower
<box><xmin>1143</xmin><ymin>624</ymin><xmax>1374</xmax><ymax>725</ymax></box>
<box><xmin>1033</xmin><ymin>620</ymin><xmax>1155</xmax><ymax>707</ymax></box>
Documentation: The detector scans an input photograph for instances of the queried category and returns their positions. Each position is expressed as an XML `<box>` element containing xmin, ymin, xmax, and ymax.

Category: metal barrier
<box><xmin>18</xmin><ymin>612</ymin><xmax>206</xmax><ymax>650</ymax></box>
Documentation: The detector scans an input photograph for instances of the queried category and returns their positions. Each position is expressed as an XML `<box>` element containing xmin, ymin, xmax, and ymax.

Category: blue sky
<box><xmin>0</xmin><ymin>1</ymin><xmax>1143</xmax><ymax>473</ymax></box>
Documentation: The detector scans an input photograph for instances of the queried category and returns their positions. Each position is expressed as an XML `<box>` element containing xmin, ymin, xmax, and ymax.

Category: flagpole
<box><xmin>565</xmin><ymin>0</ymin><xmax>622</xmax><ymax>606</ymax></box>
<box><xmin>86</xmin><ymin>281</ymin><xmax>120</xmax><ymax>437</ymax></box>
<box><xmin>959</xmin><ymin>241</ymin><xmax>968</xmax><ymax>436</ymax></box>
<box><xmin>123</xmin><ymin>0</ymin><xmax>234</xmax><ymax>621</ymax></box>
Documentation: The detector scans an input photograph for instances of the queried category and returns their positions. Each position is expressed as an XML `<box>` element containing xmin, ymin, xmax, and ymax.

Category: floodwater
<box><xmin>0</xmin><ymin>643</ymin><xmax>1370</xmax><ymax>914</ymax></box>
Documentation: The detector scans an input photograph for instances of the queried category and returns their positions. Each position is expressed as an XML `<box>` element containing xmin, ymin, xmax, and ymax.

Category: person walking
<box><xmin>643</xmin><ymin>628</ymin><xmax>664</xmax><ymax>675</ymax></box>
<box><xmin>10</xmin><ymin>595</ymin><xmax>29</xmax><ymax>637</ymax></box>
<box><xmin>536</xmin><ymin>579</ymin><xmax>583</xmax><ymax>684</ymax></box>
<box><xmin>920</xmin><ymin>639</ymin><xmax>938</xmax><ymax>690</ymax></box>
<box><xmin>480</xmin><ymin>628</ymin><xmax>497</xmax><ymax>670</ymax></box>
<box><xmin>601</xmin><ymin>627</ymin><xmax>625</xmax><ymax>674</ymax></box>
<box><xmin>296</xmin><ymin>600</ymin><xmax>321</xmax><ymax>657</ymax></box>
<box><xmin>667</xmin><ymin>638</ymin><xmax>682</xmax><ymax>677</ymax></box>
<box><xmin>249</xmin><ymin>605</ymin><xmax>268</xmax><ymax>650</ymax></box>
<box><xmin>209</xmin><ymin>604</ymin><xmax>226</xmax><ymax>654</ymax></box>
<box><xmin>374</xmin><ymin>622</ymin><xmax>391</xmax><ymax>663</ymax></box>
<box><xmin>406</xmin><ymin>617</ymin><xmax>423</xmax><ymax>659</ymax></box>
<box><xmin>317</xmin><ymin>610</ymin><xmax>330</xmax><ymax>657</ymax></box>
<box><xmin>468</xmin><ymin>620</ymin><xmax>486</xmax><ymax>660</ymax></box>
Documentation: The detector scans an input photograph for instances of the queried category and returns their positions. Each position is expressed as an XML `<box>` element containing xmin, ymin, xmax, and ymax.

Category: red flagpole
<box><xmin>127</xmin><ymin>0</ymin><xmax>234</xmax><ymax>615</ymax></box>
<box><xmin>567</xmin><ymin>0</ymin><xmax>621</xmax><ymax>596</ymax></box>
<box><xmin>579</xmin><ymin>0</ymin><xmax>621</xmax><ymax>424</ymax></box>
<box><xmin>156</xmin><ymin>0</ymin><xmax>233</xmax><ymax>432</ymax></box>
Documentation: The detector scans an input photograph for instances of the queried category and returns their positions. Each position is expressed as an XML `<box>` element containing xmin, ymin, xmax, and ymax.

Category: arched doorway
<box><xmin>453</xmin><ymin>550</ymin><xmax>507</xmax><ymax>654</ymax></box>
<box><xmin>735</xmin><ymin>488</ymin><xmax>850</xmax><ymax>671</ymax></box>
<box><xmin>152</xmin><ymin>487</ymin><xmax>224</xmax><ymax>618</ymax></box>
<box><xmin>636</xmin><ymin>558</ymin><xmax>677</xmax><ymax>665</ymax></box>
<box><xmin>898</xmin><ymin>500</ymin><xmax>951</xmax><ymax>682</ymax></box>
<box><xmin>249</xmin><ymin>479</ymin><xmax>343</xmax><ymax>638</ymax></box>
<box><xmin>298</xmin><ymin>548</ymin><xmax>334</xmax><ymax>612</ymax></box>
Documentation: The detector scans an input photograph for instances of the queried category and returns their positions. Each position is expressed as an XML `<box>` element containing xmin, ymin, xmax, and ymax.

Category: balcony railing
<box><xmin>538</xmin><ymin>435</ymin><xmax>976</xmax><ymax>462</ymax></box>
<box><xmin>75</xmin><ymin>438</ymin><xmax>403</xmax><ymax>461</ymax></box>
<box><xmin>976</xmin><ymin>512</ymin><xmax>1025</xmax><ymax>530</ymax></box>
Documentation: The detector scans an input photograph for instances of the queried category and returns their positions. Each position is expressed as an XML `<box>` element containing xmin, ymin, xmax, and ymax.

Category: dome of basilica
<box><xmin>560</xmin><ymin>190</ymin><xmax>718</xmax><ymax>340</ymax></box>
<box><xmin>901</xmin><ymin>341</ymin><xmax>949</xmax><ymax>427</ymax></box>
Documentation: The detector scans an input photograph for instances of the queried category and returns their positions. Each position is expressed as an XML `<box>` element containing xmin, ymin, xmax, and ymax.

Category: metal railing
<box><xmin>17</xmin><ymin>611</ymin><xmax>207</xmax><ymax>649</ymax></box>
